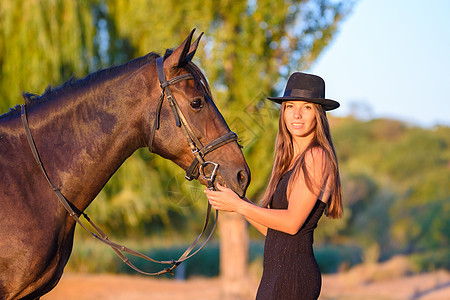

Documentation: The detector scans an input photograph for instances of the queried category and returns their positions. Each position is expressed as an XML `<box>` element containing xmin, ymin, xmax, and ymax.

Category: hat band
<box><xmin>285</xmin><ymin>89</ymin><xmax>322</xmax><ymax>98</ymax></box>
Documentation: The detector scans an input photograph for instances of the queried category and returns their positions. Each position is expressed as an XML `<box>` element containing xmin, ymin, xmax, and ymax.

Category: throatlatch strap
<box><xmin>149</xmin><ymin>57</ymin><xmax>194</xmax><ymax>152</ymax></box>
<box><xmin>148</xmin><ymin>93</ymin><xmax>165</xmax><ymax>152</ymax></box>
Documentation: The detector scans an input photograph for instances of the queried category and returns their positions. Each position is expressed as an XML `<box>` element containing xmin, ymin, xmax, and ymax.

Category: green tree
<box><xmin>0</xmin><ymin>0</ymin><xmax>354</xmax><ymax>280</ymax></box>
<box><xmin>1</xmin><ymin>1</ymin><xmax>352</xmax><ymax>232</ymax></box>
<box><xmin>325</xmin><ymin>116</ymin><xmax>450</xmax><ymax>269</ymax></box>
<box><xmin>103</xmin><ymin>0</ymin><xmax>353</xmax><ymax>205</ymax></box>
<box><xmin>0</xmin><ymin>0</ymin><xmax>95</xmax><ymax>112</ymax></box>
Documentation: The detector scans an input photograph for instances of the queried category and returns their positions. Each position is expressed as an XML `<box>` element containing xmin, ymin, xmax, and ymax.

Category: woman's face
<box><xmin>283</xmin><ymin>101</ymin><xmax>317</xmax><ymax>139</ymax></box>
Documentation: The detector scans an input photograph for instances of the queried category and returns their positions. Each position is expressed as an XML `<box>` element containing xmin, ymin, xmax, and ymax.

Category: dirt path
<box><xmin>321</xmin><ymin>270</ymin><xmax>450</xmax><ymax>300</ymax></box>
<box><xmin>42</xmin><ymin>271</ymin><xmax>449</xmax><ymax>300</ymax></box>
<box><xmin>43</xmin><ymin>274</ymin><xmax>227</xmax><ymax>300</ymax></box>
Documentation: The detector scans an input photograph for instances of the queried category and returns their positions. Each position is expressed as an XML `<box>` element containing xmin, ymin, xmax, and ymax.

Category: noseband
<box><xmin>149</xmin><ymin>56</ymin><xmax>239</xmax><ymax>186</ymax></box>
<box><xmin>19</xmin><ymin>56</ymin><xmax>241</xmax><ymax>277</ymax></box>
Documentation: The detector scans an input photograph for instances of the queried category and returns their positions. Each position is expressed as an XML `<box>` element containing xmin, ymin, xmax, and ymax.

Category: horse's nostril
<box><xmin>237</xmin><ymin>170</ymin><xmax>248</xmax><ymax>189</ymax></box>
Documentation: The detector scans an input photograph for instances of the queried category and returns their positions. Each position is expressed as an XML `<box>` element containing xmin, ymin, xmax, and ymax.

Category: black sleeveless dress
<box><xmin>256</xmin><ymin>169</ymin><xmax>326</xmax><ymax>300</ymax></box>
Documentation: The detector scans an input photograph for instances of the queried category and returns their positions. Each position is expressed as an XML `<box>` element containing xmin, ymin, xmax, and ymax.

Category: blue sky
<box><xmin>310</xmin><ymin>0</ymin><xmax>450</xmax><ymax>127</ymax></box>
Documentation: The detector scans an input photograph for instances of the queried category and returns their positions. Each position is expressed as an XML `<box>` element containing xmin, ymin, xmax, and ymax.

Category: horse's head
<box><xmin>146</xmin><ymin>30</ymin><xmax>250</xmax><ymax>197</ymax></box>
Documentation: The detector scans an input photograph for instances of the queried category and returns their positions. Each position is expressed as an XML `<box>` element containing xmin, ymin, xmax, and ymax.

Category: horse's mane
<box><xmin>1</xmin><ymin>52</ymin><xmax>160</xmax><ymax>119</ymax></box>
<box><xmin>1</xmin><ymin>49</ymin><xmax>213</xmax><ymax>120</ymax></box>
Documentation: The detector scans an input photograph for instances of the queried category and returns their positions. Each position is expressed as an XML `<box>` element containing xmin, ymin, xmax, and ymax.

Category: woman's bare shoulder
<box><xmin>304</xmin><ymin>146</ymin><xmax>327</xmax><ymax>165</ymax></box>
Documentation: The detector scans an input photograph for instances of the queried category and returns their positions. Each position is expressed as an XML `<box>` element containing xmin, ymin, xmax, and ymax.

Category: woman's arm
<box><xmin>239</xmin><ymin>199</ymin><xmax>268</xmax><ymax>236</ymax></box>
<box><xmin>206</xmin><ymin>148</ymin><xmax>326</xmax><ymax>235</ymax></box>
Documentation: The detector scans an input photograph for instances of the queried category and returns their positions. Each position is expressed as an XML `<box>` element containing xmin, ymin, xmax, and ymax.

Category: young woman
<box><xmin>205</xmin><ymin>72</ymin><xmax>343</xmax><ymax>299</ymax></box>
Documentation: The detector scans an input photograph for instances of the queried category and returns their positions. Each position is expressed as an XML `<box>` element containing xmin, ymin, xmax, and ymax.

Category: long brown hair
<box><xmin>261</xmin><ymin>102</ymin><xmax>343</xmax><ymax>218</ymax></box>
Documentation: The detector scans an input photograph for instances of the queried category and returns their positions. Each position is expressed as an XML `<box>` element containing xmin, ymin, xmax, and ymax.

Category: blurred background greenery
<box><xmin>1</xmin><ymin>0</ymin><xmax>448</xmax><ymax>277</ymax></box>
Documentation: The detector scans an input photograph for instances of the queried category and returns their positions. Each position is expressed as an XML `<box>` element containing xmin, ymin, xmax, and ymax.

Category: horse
<box><xmin>0</xmin><ymin>29</ymin><xmax>250</xmax><ymax>300</ymax></box>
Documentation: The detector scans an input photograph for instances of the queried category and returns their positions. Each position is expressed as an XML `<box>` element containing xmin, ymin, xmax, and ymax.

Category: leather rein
<box><xmin>20</xmin><ymin>56</ymin><xmax>239</xmax><ymax>276</ymax></box>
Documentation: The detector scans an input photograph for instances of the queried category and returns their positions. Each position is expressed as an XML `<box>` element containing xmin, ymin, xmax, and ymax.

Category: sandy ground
<box><xmin>42</xmin><ymin>270</ymin><xmax>450</xmax><ymax>300</ymax></box>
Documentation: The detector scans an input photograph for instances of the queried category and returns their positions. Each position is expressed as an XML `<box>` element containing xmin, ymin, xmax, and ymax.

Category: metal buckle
<box><xmin>199</xmin><ymin>161</ymin><xmax>219</xmax><ymax>183</ymax></box>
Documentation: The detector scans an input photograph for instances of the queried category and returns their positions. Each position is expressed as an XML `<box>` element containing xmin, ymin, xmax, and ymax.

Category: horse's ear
<box><xmin>185</xmin><ymin>32</ymin><xmax>203</xmax><ymax>62</ymax></box>
<box><xmin>164</xmin><ymin>28</ymin><xmax>196</xmax><ymax>70</ymax></box>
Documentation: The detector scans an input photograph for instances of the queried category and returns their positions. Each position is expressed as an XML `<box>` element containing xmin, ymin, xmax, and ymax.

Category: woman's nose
<box><xmin>294</xmin><ymin>108</ymin><xmax>302</xmax><ymax>119</ymax></box>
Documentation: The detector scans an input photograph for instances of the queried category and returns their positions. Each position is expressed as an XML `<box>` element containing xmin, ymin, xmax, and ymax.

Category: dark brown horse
<box><xmin>0</xmin><ymin>30</ymin><xmax>250</xmax><ymax>300</ymax></box>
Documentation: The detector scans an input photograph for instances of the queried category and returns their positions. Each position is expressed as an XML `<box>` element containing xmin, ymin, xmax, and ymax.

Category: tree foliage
<box><xmin>102</xmin><ymin>0</ymin><xmax>353</xmax><ymax>204</ymax></box>
<box><xmin>0</xmin><ymin>0</ymin><xmax>95</xmax><ymax>111</ymax></box>
<box><xmin>316</xmin><ymin>117</ymin><xmax>450</xmax><ymax>264</ymax></box>
<box><xmin>1</xmin><ymin>0</ymin><xmax>447</xmax><ymax>270</ymax></box>
<box><xmin>0</xmin><ymin>0</ymin><xmax>353</xmax><ymax>238</ymax></box>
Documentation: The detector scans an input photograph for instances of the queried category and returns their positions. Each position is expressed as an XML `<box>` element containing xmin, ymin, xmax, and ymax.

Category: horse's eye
<box><xmin>190</xmin><ymin>98</ymin><xmax>203</xmax><ymax>110</ymax></box>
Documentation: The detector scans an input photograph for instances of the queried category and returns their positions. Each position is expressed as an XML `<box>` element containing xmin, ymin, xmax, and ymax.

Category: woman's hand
<box><xmin>206</xmin><ymin>183</ymin><xmax>269</xmax><ymax>236</ymax></box>
<box><xmin>205</xmin><ymin>182</ymin><xmax>243</xmax><ymax>213</ymax></box>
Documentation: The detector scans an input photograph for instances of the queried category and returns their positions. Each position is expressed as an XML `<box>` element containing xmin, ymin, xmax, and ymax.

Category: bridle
<box><xmin>150</xmin><ymin>57</ymin><xmax>239</xmax><ymax>184</ymax></box>
<box><xmin>19</xmin><ymin>56</ymin><xmax>240</xmax><ymax>276</ymax></box>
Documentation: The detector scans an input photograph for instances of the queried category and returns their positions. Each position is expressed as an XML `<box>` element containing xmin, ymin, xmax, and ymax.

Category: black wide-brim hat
<box><xmin>267</xmin><ymin>72</ymin><xmax>340</xmax><ymax>111</ymax></box>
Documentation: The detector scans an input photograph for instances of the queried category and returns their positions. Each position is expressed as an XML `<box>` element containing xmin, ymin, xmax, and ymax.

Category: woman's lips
<box><xmin>291</xmin><ymin>122</ymin><xmax>304</xmax><ymax>129</ymax></box>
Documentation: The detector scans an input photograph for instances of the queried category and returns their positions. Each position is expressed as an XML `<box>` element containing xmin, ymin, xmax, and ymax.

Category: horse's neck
<box><xmin>25</xmin><ymin>76</ymin><xmax>151</xmax><ymax>212</ymax></box>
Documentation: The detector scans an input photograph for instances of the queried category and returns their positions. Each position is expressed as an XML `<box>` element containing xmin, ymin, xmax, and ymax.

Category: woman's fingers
<box><xmin>215</xmin><ymin>182</ymin><xmax>225</xmax><ymax>190</ymax></box>
<box><xmin>205</xmin><ymin>189</ymin><xmax>225</xmax><ymax>211</ymax></box>
<box><xmin>204</xmin><ymin>183</ymin><xmax>240</xmax><ymax>212</ymax></box>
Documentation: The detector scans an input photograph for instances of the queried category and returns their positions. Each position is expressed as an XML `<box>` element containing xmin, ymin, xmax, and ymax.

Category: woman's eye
<box><xmin>304</xmin><ymin>105</ymin><xmax>312</xmax><ymax>110</ymax></box>
<box><xmin>190</xmin><ymin>98</ymin><xmax>203</xmax><ymax>109</ymax></box>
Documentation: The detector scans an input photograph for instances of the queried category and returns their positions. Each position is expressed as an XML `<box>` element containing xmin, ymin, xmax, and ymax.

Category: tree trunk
<box><xmin>219</xmin><ymin>212</ymin><xmax>249</xmax><ymax>300</ymax></box>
